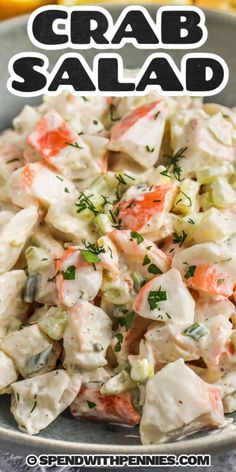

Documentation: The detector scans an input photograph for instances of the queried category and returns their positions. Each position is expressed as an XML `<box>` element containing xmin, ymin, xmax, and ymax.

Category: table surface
<box><xmin>0</xmin><ymin>449</ymin><xmax>235</xmax><ymax>472</ymax></box>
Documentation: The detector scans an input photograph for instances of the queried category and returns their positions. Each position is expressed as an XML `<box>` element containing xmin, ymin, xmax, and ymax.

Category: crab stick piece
<box><xmin>110</xmin><ymin>230</ymin><xmax>171</xmax><ymax>277</ymax></box>
<box><xmin>116</xmin><ymin>183</ymin><xmax>177</xmax><ymax>232</ymax></box>
<box><xmin>70</xmin><ymin>385</ymin><xmax>140</xmax><ymax>426</ymax></box>
<box><xmin>26</xmin><ymin>110</ymin><xmax>77</xmax><ymax>160</ymax></box>
<box><xmin>55</xmin><ymin>247</ymin><xmax>102</xmax><ymax>307</ymax></box>
<box><xmin>133</xmin><ymin>268</ymin><xmax>195</xmax><ymax>324</ymax></box>
<box><xmin>108</xmin><ymin>100</ymin><xmax>165</xmax><ymax>168</ymax></box>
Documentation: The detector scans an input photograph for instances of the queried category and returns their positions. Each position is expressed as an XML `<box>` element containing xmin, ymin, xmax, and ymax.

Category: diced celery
<box><xmin>193</xmin><ymin>208</ymin><xmax>233</xmax><ymax>243</ymax></box>
<box><xmin>38</xmin><ymin>307</ymin><xmax>68</xmax><ymax>341</ymax></box>
<box><xmin>211</xmin><ymin>177</ymin><xmax>236</xmax><ymax>209</ymax></box>
<box><xmin>148</xmin><ymin>165</ymin><xmax>173</xmax><ymax>186</ymax></box>
<box><xmin>131</xmin><ymin>273</ymin><xmax>144</xmax><ymax>293</ymax></box>
<box><xmin>199</xmin><ymin>189</ymin><xmax>214</xmax><ymax>212</ymax></box>
<box><xmin>173</xmin><ymin>214</ymin><xmax>201</xmax><ymax>242</ymax></box>
<box><xmin>130</xmin><ymin>359</ymin><xmax>154</xmax><ymax>384</ymax></box>
<box><xmin>25</xmin><ymin>246</ymin><xmax>50</xmax><ymax>273</ymax></box>
<box><xmin>102</xmin><ymin>279</ymin><xmax>131</xmax><ymax>305</ymax></box>
<box><xmin>172</xmin><ymin>179</ymin><xmax>199</xmax><ymax>216</ymax></box>
<box><xmin>94</xmin><ymin>213</ymin><xmax>113</xmax><ymax>235</ymax></box>
<box><xmin>100</xmin><ymin>370</ymin><xmax>136</xmax><ymax>395</ymax></box>
<box><xmin>196</xmin><ymin>164</ymin><xmax>234</xmax><ymax>185</ymax></box>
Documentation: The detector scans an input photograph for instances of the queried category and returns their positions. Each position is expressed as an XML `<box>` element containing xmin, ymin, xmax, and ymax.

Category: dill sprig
<box><xmin>161</xmin><ymin>146</ymin><xmax>188</xmax><ymax>182</ymax></box>
<box><xmin>173</xmin><ymin>230</ymin><xmax>188</xmax><ymax>247</ymax></box>
<box><xmin>81</xmin><ymin>240</ymin><xmax>105</xmax><ymax>256</ymax></box>
<box><xmin>75</xmin><ymin>192</ymin><xmax>99</xmax><ymax>216</ymax></box>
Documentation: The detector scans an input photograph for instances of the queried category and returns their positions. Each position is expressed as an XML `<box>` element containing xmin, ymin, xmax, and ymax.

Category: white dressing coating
<box><xmin>0</xmin><ymin>92</ymin><xmax>236</xmax><ymax>443</ymax></box>
<box><xmin>140</xmin><ymin>359</ymin><xmax>225</xmax><ymax>444</ymax></box>
<box><xmin>1</xmin><ymin>325</ymin><xmax>60</xmax><ymax>378</ymax></box>
<box><xmin>11</xmin><ymin>370</ymin><xmax>81</xmax><ymax>434</ymax></box>
<box><xmin>0</xmin><ymin>350</ymin><xmax>18</xmax><ymax>392</ymax></box>
<box><xmin>63</xmin><ymin>302</ymin><xmax>112</xmax><ymax>370</ymax></box>
<box><xmin>0</xmin><ymin>207</ymin><xmax>38</xmax><ymax>273</ymax></box>
<box><xmin>0</xmin><ymin>270</ymin><xmax>27</xmax><ymax>331</ymax></box>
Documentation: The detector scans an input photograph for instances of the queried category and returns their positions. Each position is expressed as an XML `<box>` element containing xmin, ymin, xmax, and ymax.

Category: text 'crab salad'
<box><xmin>0</xmin><ymin>92</ymin><xmax>236</xmax><ymax>444</ymax></box>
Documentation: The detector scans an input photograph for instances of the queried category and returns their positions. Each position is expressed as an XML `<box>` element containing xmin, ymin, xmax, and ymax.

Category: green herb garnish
<box><xmin>161</xmin><ymin>146</ymin><xmax>188</xmax><ymax>182</ymax></box>
<box><xmin>130</xmin><ymin>231</ymin><xmax>144</xmax><ymax>245</ymax></box>
<box><xmin>87</xmin><ymin>401</ymin><xmax>96</xmax><ymax>409</ymax></box>
<box><xmin>114</xmin><ymin>333</ymin><xmax>124</xmax><ymax>352</ymax></box>
<box><xmin>148</xmin><ymin>264</ymin><xmax>162</xmax><ymax>275</ymax></box>
<box><xmin>146</xmin><ymin>145</ymin><xmax>155</xmax><ymax>153</ymax></box>
<box><xmin>148</xmin><ymin>287</ymin><xmax>167</xmax><ymax>311</ymax></box>
<box><xmin>184</xmin><ymin>265</ymin><xmax>197</xmax><ymax>279</ymax></box>
<box><xmin>182</xmin><ymin>322</ymin><xmax>208</xmax><ymax>340</ymax></box>
<box><xmin>119</xmin><ymin>312</ymin><xmax>135</xmax><ymax>331</ymax></box>
<box><xmin>173</xmin><ymin>231</ymin><xmax>187</xmax><ymax>247</ymax></box>
<box><xmin>143</xmin><ymin>255</ymin><xmax>151</xmax><ymax>266</ymax></box>
<box><xmin>75</xmin><ymin>192</ymin><xmax>99</xmax><ymax>216</ymax></box>
<box><xmin>62</xmin><ymin>266</ymin><xmax>76</xmax><ymax>280</ymax></box>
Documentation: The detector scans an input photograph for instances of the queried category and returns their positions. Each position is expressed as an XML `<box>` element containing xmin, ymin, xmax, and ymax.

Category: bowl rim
<box><xmin>1</xmin><ymin>4</ymin><xmax>236</xmax><ymax>455</ymax></box>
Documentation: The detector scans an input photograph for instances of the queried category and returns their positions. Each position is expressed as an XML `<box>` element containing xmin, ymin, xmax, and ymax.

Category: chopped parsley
<box><xmin>64</xmin><ymin>187</ymin><xmax>70</xmax><ymax>193</ymax></box>
<box><xmin>173</xmin><ymin>231</ymin><xmax>187</xmax><ymax>247</ymax></box>
<box><xmin>93</xmin><ymin>119</ymin><xmax>98</xmax><ymax>125</ymax></box>
<box><xmin>81</xmin><ymin>250</ymin><xmax>100</xmax><ymax>264</ymax></box>
<box><xmin>118</xmin><ymin>311</ymin><xmax>135</xmax><ymax>331</ymax></box>
<box><xmin>148</xmin><ymin>287</ymin><xmax>167</xmax><ymax>311</ymax></box>
<box><xmin>75</xmin><ymin>192</ymin><xmax>99</xmax><ymax>216</ymax></box>
<box><xmin>184</xmin><ymin>265</ymin><xmax>197</xmax><ymax>279</ymax></box>
<box><xmin>87</xmin><ymin>401</ymin><xmax>96</xmax><ymax>409</ymax></box>
<box><xmin>143</xmin><ymin>255</ymin><xmax>151</xmax><ymax>266</ymax></box>
<box><xmin>62</xmin><ymin>266</ymin><xmax>76</xmax><ymax>280</ymax></box>
<box><xmin>130</xmin><ymin>231</ymin><xmax>144</xmax><ymax>245</ymax></box>
<box><xmin>148</xmin><ymin>264</ymin><xmax>162</xmax><ymax>275</ymax></box>
<box><xmin>115</xmin><ymin>174</ymin><xmax>127</xmax><ymax>201</ymax></box>
<box><xmin>182</xmin><ymin>322</ymin><xmax>208</xmax><ymax>340</ymax></box>
<box><xmin>82</xmin><ymin>96</ymin><xmax>89</xmax><ymax>102</ymax></box>
<box><xmin>146</xmin><ymin>145</ymin><xmax>155</xmax><ymax>153</ymax></box>
<box><xmin>114</xmin><ymin>333</ymin><xmax>124</xmax><ymax>352</ymax></box>
<box><xmin>80</xmin><ymin>240</ymin><xmax>105</xmax><ymax>264</ymax></box>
